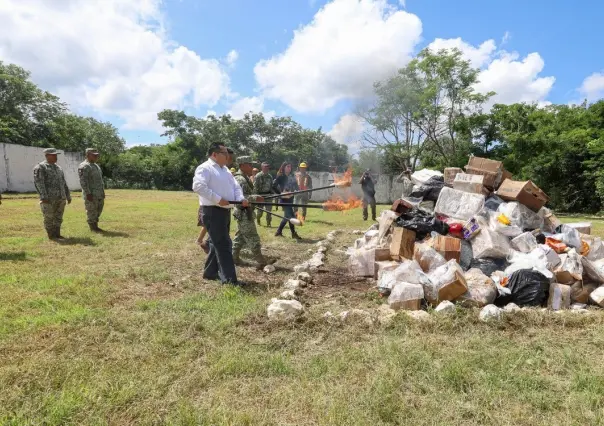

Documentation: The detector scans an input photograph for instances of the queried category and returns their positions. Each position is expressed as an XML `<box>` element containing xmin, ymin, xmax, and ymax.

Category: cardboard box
<box><xmin>374</xmin><ymin>260</ymin><xmax>400</xmax><ymax>280</ymax></box>
<box><xmin>390</xmin><ymin>227</ymin><xmax>416</xmax><ymax>260</ymax></box>
<box><xmin>444</xmin><ymin>167</ymin><xmax>463</xmax><ymax>186</ymax></box>
<box><xmin>501</xmin><ymin>169</ymin><xmax>513</xmax><ymax>184</ymax></box>
<box><xmin>375</xmin><ymin>248</ymin><xmax>391</xmax><ymax>262</ymax></box>
<box><xmin>391</xmin><ymin>199</ymin><xmax>413</xmax><ymax>215</ymax></box>
<box><xmin>453</xmin><ymin>173</ymin><xmax>489</xmax><ymax>196</ymax></box>
<box><xmin>496</xmin><ymin>179</ymin><xmax>549</xmax><ymax>212</ymax></box>
<box><xmin>394</xmin><ymin>299</ymin><xmax>422</xmax><ymax>311</ymax></box>
<box><xmin>464</xmin><ymin>156</ymin><xmax>504</xmax><ymax>189</ymax></box>
<box><xmin>548</xmin><ymin>283</ymin><xmax>571</xmax><ymax>311</ymax></box>
<box><xmin>544</xmin><ymin>212</ymin><xmax>562</xmax><ymax>233</ymax></box>
<box><xmin>566</xmin><ymin>222</ymin><xmax>591</xmax><ymax>235</ymax></box>
<box><xmin>432</xmin><ymin>235</ymin><xmax>461</xmax><ymax>263</ymax></box>
<box><xmin>437</xmin><ymin>271</ymin><xmax>468</xmax><ymax>302</ymax></box>
<box><xmin>555</xmin><ymin>270</ymin><xmax>575</xmax><ymax>285</ymax></box>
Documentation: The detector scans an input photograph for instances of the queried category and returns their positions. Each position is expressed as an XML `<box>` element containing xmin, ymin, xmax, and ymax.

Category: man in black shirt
<box><xmin>359</xmin><ymin>169</ymin><xmax>377</xmax><ymax>221</ymax></box>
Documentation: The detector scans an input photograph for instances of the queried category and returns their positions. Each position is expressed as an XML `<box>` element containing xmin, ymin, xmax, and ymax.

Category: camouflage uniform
<box><xmin>78</xmin><ymin>152</ymin><xmax>105</xmax><ymax>230</ymax></box>
<box><xmin>232</xmin><ymin>162</ymin><xmax>266</xmax><ymax>265</ymax></box>
<box><xmin>294</xmin><ymin>172</ymin><xmax>312</xmax><ymax>219</ymax></box>
<box><xmin>33</xmin><ymin>152</ymin><xmax>71</xmax><ymax>238</ymax></box>
<box><xmin>253</xmin><ymin>170</ymin><xmax>274</xmax><ymax>226</ymax></box>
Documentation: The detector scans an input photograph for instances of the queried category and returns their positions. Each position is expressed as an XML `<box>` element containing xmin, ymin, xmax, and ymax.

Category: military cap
<box><xmin>86</xmin><ymin>148</ymin><xmax>100</xmax><ymax>155</ymax></box>
<box><xmin>43</xmin><ymin>148</ymin><xmax>60</xmax><ymax>155</ymax></box>
<box><xmin>237</xmin><ymin>156</ymin><xmax>258</xmax><ymax>165</ymax></box>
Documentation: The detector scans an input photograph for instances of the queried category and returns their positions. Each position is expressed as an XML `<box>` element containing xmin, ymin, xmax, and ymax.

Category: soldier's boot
<box><xmin>232</xmin><ymin>249</ymin><xmax>247</xmax><ymax>266</ymax></box>
<box><xmin>55</xmin><ymin>227</ymin><xmax>65</xmax><ymax>240</ymax></box>
<box><xmin>291</xmin><ymin>230</ymin><xmax>302</xmax><ymax>240</ymax></box>
<box><xmin>94</xmin><ymin>222</ymin><xmax>103</xmax><ymax>232</ymax></box>
<box><xmin>46</xmin><ymin>228</ymin><xmax>57</xmax><ymax>240</ymax></box>
<box><xmin>267</xmin><ymin>221</ymin><xmax>272</xmax><ymax>228</ymax></box>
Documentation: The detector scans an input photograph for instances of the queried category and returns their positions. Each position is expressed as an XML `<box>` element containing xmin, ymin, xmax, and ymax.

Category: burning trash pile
<box><xmin>347</xmin><ymin>156</ymin><xmax>604</xmax><ymax>318</ymax></box>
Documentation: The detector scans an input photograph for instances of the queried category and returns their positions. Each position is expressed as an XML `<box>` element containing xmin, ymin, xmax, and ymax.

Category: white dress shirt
<box><xmin>192</xmin><ymin>158</ymin><xmax>244</xmax><ymax>206</ymax></box>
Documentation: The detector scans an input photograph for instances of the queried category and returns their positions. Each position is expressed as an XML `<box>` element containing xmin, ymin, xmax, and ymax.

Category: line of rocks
<box><xmin>266</xmin><ymin>230</ymin><xmax>339</xmax><ymax>321</ymax></box>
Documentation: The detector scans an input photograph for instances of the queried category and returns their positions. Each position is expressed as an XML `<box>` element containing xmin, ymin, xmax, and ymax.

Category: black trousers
<box><xmin>202</xmin><ymin>206</ymin><xmax>237</xmax><ymax>284</ymax></box>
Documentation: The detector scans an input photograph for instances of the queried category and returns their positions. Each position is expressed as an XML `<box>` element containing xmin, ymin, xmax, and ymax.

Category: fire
<box><xmin>323</xmin><ymin>166</ymin><xmax>361</xmax><ymax>211</ymax></box>
<box><xmin>332</xmin><ymin>166</ymin><xmax>353</xmax><ymax>187</ymax></box>
<box><xmin>296</xmin><ymin>211</ymin><xmax>305</xmax><ymax>225</ymax></box>
<box><xmin>323</xmin><ymin>195</ymin><xmax>362</xmax><ymax>211</ymax></box>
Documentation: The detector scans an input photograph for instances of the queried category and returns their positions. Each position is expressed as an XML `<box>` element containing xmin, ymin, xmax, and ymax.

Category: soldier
<box><xmin>294</xmin><ymin>162</ymin><xmax>312</xmax><ymax>220</ymax></box>
<box><xmin>232</xmin><ymin>156</ymin><xmax>272</xmax><ymax>267</ymax></box>
<box><xmin>33</xmin><ymin>148</ymin><xmax>72</xmax><ymax>239</ymax></box>
<box><xmin>253</xmin><ymin>161</ymin><xmax>274</xmax><ymax>227</ymax></box>
<box><xmin>78</xmin><ymin>148</ymin><xmax>106</xmax><ymax>232</ymax></box>
<box><xmin>360</xmin><ymin>169</ymin><xmax>377</xmax><ymax>221</ymax></box>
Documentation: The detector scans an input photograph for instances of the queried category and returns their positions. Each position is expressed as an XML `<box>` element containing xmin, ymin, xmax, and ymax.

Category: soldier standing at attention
<box><xmin>253</xmin><ymin>162</ymin><xmax>274</xmax><ymax>227</ymax></box>
<box><xmin>33</xmin><ymin>148</ymin><xmax>72</xmax><ymax>239</ymax></box>
<box><xmin>294</xmin><ymin>162</ymin><xmax>312</xmax><ymax>220</ymax></box>
<box><xmin>78</xmin><ymin>148</ymin><xmax>105</xmax><ymax>232</ymax></box>
<box><xmin>359</xmin><ymin>169</ymin><xmax>377</xmax><ymax>221</ymax></box>
<box><xmin>232</xmin><ymin>156</ymin><xmax>272</xmax><ymax>268</ymax></box>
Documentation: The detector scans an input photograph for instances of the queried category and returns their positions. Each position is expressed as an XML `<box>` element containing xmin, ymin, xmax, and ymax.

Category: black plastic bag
<box><xmin>395</xmin><ymin>208</ymin><xmax>449</xmax><ymax>240</ymax></box>
<box><xmin>469</xmin><ymin>258</ymin><xmax>509</xmax><ymax>276</ymax></box>
<box><xmin>460</xmin><ymin>240</ymin><xmax>474</xmax><ymax>271</ymax></box>
<box><xmin>484</xmin><ymin>194</ymin><xmax>505</xmax><ymax>211</ymax></box>
<box><xmin>409</xmin><ymin>176</ymin><xmax>445</xmax><ymax>202</ymax></box>
<box><xmin>495</xmin><ymin>269</ymin><xmax>550</xmax><ymax>307</ymax></box>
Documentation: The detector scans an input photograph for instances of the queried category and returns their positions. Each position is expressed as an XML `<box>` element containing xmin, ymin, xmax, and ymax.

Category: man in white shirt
<box><xmin>193</xmin><ymin>143</ymin><xmax>249</xmax><ymax>286</ymax></box>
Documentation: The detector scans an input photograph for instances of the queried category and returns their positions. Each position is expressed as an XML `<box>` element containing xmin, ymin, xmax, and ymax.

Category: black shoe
<box><xmin>292</xmin><ymin>232</ymin><xmax>302</xmax><ymax>240</ymax></box>
<box><xmin>275</xmin><ymin>231</ymin><xmax>284</xmax><ymax>237</ymax></box>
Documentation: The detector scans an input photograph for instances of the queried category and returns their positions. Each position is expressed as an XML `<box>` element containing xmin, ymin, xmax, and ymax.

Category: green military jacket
<box><xmin>253</xmin><ymin>171</ymin><xmax>274</xmax><ymax>194</ymax></box>
<box><xmin>234</xmin><ymin>171</ymin><xmax>261</xmax><ymax>220</ymax></box>
<box><xmin>78</xmin><ymin>160</ymin><xmax>105</xmax><ymax>199</ymax></box>
<box><xmin>33</xmin><ymin>161</ymin><xmax>71</xmax><ymax>202</ymax></box>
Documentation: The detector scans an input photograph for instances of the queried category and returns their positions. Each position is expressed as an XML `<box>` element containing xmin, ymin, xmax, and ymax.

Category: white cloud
<box><xmin>579</xmin><ymin>72</ymin><xmax>604</xmax><ymax>102</ymax></box>
<box><xmin>225</xmin><ymin>49</ymin><xmax>239</xmax><ymax>66</ymax></box>
<box><xmin>0</xmin><ymin>0</ymin><xmax>231</xmax><ymax>131</ymax></box>
<box><xmin>475</xmin><ymin>52</ymin><xmax>555</xmax><ymax>106</ymax></box>
<box><xmin>228</xmin><ymin>96</ymin><xmax>275</xmax><ymax>119</ymax></box>
<box><xmin>428</xmin><ymin>38</ymin><xmax>555</xmax><ymax>106</ymax></box>
<box><xmin>328</xmin><ymin>114</ymin><xmax>365</xmax><ymax>152</ymax></box>
<box><xmin>254</xmin><ymin>0</ymin><xmax>422</xmax><ymax>113</ymax></box>
<box><xmin>501</xmin><ymin>31</ymin><xmax>511</xmax><ymax>45</ymax></box>
<box><xmin>428</xmin><ymin>37</ymin><xmax>496</xmax><ymax>68</ymax></box>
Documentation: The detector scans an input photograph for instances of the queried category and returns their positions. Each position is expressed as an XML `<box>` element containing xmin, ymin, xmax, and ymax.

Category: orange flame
<box><xmin>296</xmin><ymin>211</ymin><xmax>305</xmax><ymax>225</ymax></box>
<box><xmin>322</xmin><ymin>166</ymin><xmax>361</xmax><ymax>211</ymax></box>
<box><xmin>322</xmin><ymin>195</ymin><xmax>362</xmax><ymax>211</ymax></box>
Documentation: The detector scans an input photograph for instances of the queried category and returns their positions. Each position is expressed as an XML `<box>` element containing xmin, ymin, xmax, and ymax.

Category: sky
<box><xmin>1</xmin><ymin>0</ymin><xmax>603</xmax><ymax>154</ymax></box>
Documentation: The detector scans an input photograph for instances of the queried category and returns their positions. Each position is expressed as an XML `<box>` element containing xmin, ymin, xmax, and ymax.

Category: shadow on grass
<box><xmin>0</xmin><ymin>251</ymin><xmax>28</xmax><ymax>261</ymax></box>
<box><xmin>99</xmin><ymin>229</ymin><xmax>130</xmax><ymax>238</ymax></box>
<box><xmin>309</xmin><ymin>220</ymin><xmax>335</xmax><ymax>226</ymax></box>
<box><xmin>56</xmin><ymin>237</ymin><xmax>96</xmax><ymax>246</ymax></box>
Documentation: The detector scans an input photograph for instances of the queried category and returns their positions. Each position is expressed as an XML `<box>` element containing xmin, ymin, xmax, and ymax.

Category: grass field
<box><xmin>1</xmin><ymin>189</ymin><xmax>604</xmax><ymax>425</ymax></box>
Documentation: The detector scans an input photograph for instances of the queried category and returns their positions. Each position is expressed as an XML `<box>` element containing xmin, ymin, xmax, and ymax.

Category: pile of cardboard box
<box><xmin>348</xmin><ymin>155</ymin><xmax>604</xmax><ymax>313</ymax></box>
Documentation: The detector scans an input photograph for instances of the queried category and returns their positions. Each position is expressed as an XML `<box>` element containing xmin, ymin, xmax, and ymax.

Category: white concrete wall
<box><xmin>0</xmin><ymin>143</ymin><xmax>84</xmax><ymax>193</ymax></box>
<box><xmin>305</xmin><ymin>172</ymin><xmax>405</xmax><ymax>204</ymax></box>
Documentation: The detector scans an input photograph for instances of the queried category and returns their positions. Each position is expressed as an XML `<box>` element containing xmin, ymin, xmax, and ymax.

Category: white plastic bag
<box><xmin>537</xmin><ymin>245</ymin><xmax>561</xmax><ymax>270</ymax></box>
<box><xmin>411</xmin><ymin>169</ymin><xmax>443</xmax><ymax>186</ymax></box>
<box><xmin>488</xmin><ymin>211</ymin><xmax>523</xmax><ymax>238</ymax></box>
<box><xmin>348</xmin><ymin>248</ymin><xmax>375</xmax><ymax>277</ymax></box>
<box><xmin>378</xmin><ymin>260</ymin><xmax>432</xmax><ymax>293</ymax></box>
<box><xmin>552</xmin><ymin>224</ymin><xmax>582</xmax><ymax>249</ymax></box>
<box><xmin>457</xmin><ymin>268</ymin><xmax>497</xmax><ymax>307</ymax></box>
<box><xmin>511</xmin><ymin>232</ymin><xmax>538</xmax><ymax>253</ymax></box>
<box><xmin>414</xmin><ymin>243</ymin><xmax>447</xmax><ymax>273</ymax></box>
<box><xmin>582</xmin><ymin>257</ymin><xmax>604</xmax><ymax>284</ymax></box>
<box><xmin>505</xmin><ymin>249</ymin><xmax>554</xmax><ymax>280</ymax></box>
<box><xmin>586</xmin><ymin>236</ymin><xmax>604</xmax><ymax>261</ymax></box>
<box><xmin>426</xmin><ymin>259</ymin><xmax>465</xmax><ymax>303</ymax></box>
<box><xmin>557</xmin><ymin>249</ymin><xmax>583</xmax><ymax>279</ymax></box>
<box><xmin>498</xmin><ymin>202</ymin><xmax>544</xmax><ymax>230</ymax></box>
<box><xmin>435</xmin><ymin>187</ymin><xmax>485</xmax><ymax>221</ymax></box>
<box><xmin>388</xmin><ymin>282</ymin><xmax>424</xmax><ymax>310</ymax></box>
<box><xmin>470</xmin><ymin>216</ymin><xmax>512</xmax><ymax>259</ymax></box>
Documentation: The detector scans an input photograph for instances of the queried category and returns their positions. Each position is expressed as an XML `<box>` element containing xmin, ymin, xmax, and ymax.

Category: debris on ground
<box><xmin>342</xmin><ymin>155</ymin><xmax>604</xmax><ymax>318</ymax></box>
<box><xmin>267</xmin><ymin>299</ymin><xmax>304</xmax><ymax>320</ymax></box>
<box><xmin>434</xmin><ymin>300</ymin><xmax>456</xmax><ymax>314</ymax></box>
<box><xmin>263</xmin><ymin>264</ymin><xmax>276</xmax><ymax>274</ymax></box>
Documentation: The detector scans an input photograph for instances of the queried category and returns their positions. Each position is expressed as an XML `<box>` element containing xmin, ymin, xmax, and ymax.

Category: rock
<box><xmin>307</xmin><ymin>249</ymin><xmax>314</xmax><ymax>254</ymax></box>
<box><xmin>294</xmin><ymin>263</ymin><xmax>310</xmax><ymax>274</ymax></box>
<box><xmin>479</xmin><ymin>304</ymin><xmax>503</xmax><ymax>322</ymax></box>
<box><xmin>280</xmin><ymin>290</ymin><xmax>299</xmax><ymax>300</ymax></box>
<box><xmin>435</xmin><ymin>301</ymin><xmax>456</xmax><ymax>315</ymax></box>
<box><xmin>377</xmin><ymin>304</ymin><xmax>397</xmax><ymax>326</ymax></box>
<box><xmin>571</xmin><ymin>303</ymin><xmax>587</xmax><ymax>310</ymax></box>
<box><xmin>316</xmin><ymin>240</ymin><xmax>330</xmax><ymax>248</ymax></box>
<box><xmin>308</xmin><ymin>258</ymin><xmax>324</xmax><ymax>268</ymax></box>
<box><xmin>573</xmin><ymin>309</ymin><xmax>590</xmax><ymax>315</ymax></box>
<box><xmin>503</xmin><ymin>303</ymin><xmax>521</xmax><ymax>313</ymax></box>
<box><xmin>339</xmin><ymin>309</ymin><xmax>374</xmax><ymax>326</ymax></box>
<box><xmin>352</xmin><ymin>230</ymin><xmax>363</xmax><ymax>235</ymax></box>
<box><xmin>284</xmin><ymin>279</ymin><xmax>302</xmax><ymax>290</ymax></box>
<box><xmin>403</xmin><ymin>310</ymin><xmax>432</xmax><ymax>322</ymax></box>
<box><xmin>297</xmin><ymin>272</ymin><xmax>312</xmax><ymax>284</ymax></box>
<box><xmin>317</xmin><ymin>246</ymin><xmax>328</xmax><ymax>254</ymax></box>
<box><xmin>263</xmin><ymin>264</ymin><xmax>276</xmax><ymax>274</ymax></box>
<box><xmin>267</xmin><ymin>299</ymin><xmax>304</xmax><ymax>320</ymax></box>
<box><xmin>323</xmin><ymin>311</ymin><xmax>335</xmax><ymax>320</ymax></box>
<box><xmin>589</xmin><ymin>286</ymin><xmax>604</xmax><ymax>307</ymax></box>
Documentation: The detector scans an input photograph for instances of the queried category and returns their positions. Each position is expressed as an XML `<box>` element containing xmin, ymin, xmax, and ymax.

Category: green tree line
<box><xmin>2</xmin><ymin>54</ymin><xmax>604</xmax><ymax>212</ymax></box>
